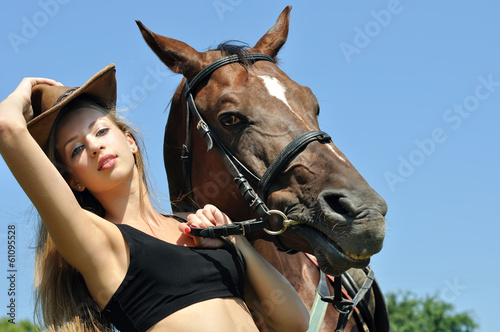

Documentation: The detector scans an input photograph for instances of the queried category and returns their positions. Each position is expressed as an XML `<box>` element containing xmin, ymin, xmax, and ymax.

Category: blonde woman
<box><xmin>0</xmin><ymin>64</ymin><xmax>309</xmax><ymax>332</ymax></box>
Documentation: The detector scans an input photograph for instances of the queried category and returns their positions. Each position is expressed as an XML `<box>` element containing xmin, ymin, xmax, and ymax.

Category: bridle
<box><xmin>181</xmin><ymin>52</ymin><xmax>331</xmax><ymax>245</ymax></box>
<box><xmin>179</xmin><ymin>52</ymin><xmax>376</xmax><ymax>332</ymax></box>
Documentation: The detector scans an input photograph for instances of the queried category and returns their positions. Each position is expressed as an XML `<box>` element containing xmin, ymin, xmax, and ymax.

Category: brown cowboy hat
<box><xmin>28</xmin><ymin>63</ymin><xmax>117</xmax><ymax>148</ymax></box>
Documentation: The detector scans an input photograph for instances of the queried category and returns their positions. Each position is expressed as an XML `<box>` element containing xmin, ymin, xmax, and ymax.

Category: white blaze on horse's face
<box><xmin>258</xmin><ymin>75</ymin><xmax>346</xmax><ymax>163</ymax></box>
<box><xmin>258</xmin><ymin>75</ymin><xmax>298</xmax><ymax>119</ymax></box>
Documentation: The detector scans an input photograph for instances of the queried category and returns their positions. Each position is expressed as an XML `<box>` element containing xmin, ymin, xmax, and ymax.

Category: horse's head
<box><xmin>137</xmin><ymin>6</ymin><xmax>387</xmax><ymax>276</ymax></box>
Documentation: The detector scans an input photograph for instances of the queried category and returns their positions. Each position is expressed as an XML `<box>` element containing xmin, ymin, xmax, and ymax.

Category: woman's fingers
<box><xmin>196</xmin><ymin>208</ymin><xmax>216</xmax><ymax>226</ymax></box>
<box><xmin>183</xmin><ymin>206</ymin><xmax>231</xmax><ymax>248</ymax></box>
<box><xmin>1</xmin><ymin>77</ymin><xmax>64</xmax><ymax>124</ymax></box>
<box><xmin>184</xmin><ymin>211</ymin><xmax>211</xmax><ymax>234</ymax></box>
<box><xmin>181</xmin><ymin>205</ymin><xmax>233</xmax><ymax>234</ymax></box>
<box><xmin>23</xmin><ymin>77</ymin><xmax>62</xmax><ymax>88</ymax></box>
<box><xmin>178</xmin><ymin>222</ymin><xmax>192</xmax><ymax>235</ymax></box>
<box><xmin>187</xmin><ymin>205</ymin><xmax>222</xmax><ymax>228</ymax></box>
<box><xmin>13</xmin><ymin>77</ymin><xmax>62</xmax><ymax>98</ymax></box>
<box><xmin>199</xmin><ymin>204</ymin><xmax>232</xmax><ymax>226</ymax></box>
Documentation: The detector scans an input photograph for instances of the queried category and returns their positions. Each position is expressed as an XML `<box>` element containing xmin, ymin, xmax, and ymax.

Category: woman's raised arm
<box><xmin>0</xmin><ymin>78</ymin><xmax>111</xmax><ymax>274</ymax></box>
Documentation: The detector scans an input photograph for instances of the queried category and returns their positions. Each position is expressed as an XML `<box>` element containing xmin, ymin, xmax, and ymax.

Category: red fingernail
<box><xmin>185</xmin><ymin>227</ymin><xmax>191</xmax><ymax>233</ymax></box>
<box><xmin>191</xmin><ymin>224</ymin><xmax>198</xmax><ymax>228</ymax></box>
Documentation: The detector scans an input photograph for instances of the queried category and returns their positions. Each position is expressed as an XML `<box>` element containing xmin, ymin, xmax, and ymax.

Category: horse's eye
<box><xmin>220</xmin><ymin>114</ymin><xmax>242</xmax><ymax>127</ymax></box>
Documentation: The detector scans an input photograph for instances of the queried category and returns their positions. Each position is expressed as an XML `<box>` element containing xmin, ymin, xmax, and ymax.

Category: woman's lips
<box><xmin>98</xmin><ymin>155</ymin><xmax>117</xmax><ymax>171</ymax></box>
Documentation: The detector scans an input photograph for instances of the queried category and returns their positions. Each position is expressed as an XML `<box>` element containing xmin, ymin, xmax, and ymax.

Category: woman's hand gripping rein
<box><xmin>178</xmin><ymin>204</ymin><xmax>233</xmax><ymax>248</ymax></box>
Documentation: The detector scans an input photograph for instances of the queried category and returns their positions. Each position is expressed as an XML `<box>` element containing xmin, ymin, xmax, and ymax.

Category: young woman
<box><xmin>0</xmin><ymin>64</ymin><xmax>309</xmax><ymax>332</ymax></box>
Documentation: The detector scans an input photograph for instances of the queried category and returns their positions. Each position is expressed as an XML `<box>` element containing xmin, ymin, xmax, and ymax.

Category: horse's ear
<box><xmin>136</xmin><ymin>20</ymin><xmax>204</xmax><ymax>80</ymax></box>
<box><xmin>252</xmin><ymin>6</ymin><xmax>291</xmax><ymax>59</ymax></box>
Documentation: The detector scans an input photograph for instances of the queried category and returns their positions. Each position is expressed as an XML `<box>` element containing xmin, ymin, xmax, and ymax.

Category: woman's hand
<box><xmin>178</xmin><ymin>204</ymin><xmax>233</xmax><ymax>248</ymax></box>
<box><xmin>0</xmin><ymin>77</ymin><xmax>61</xmax><ymax>125</ymax></box>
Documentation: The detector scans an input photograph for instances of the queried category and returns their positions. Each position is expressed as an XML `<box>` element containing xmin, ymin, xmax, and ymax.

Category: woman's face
<box><xmin>55</xmin><ymin>107</ymin><xmax>138</xmax><ymax>194</ymax></box>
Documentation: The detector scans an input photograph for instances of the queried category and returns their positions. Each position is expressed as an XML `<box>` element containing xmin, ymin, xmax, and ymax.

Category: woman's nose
<box><xmin>88</xmin><ymin>138</ymin><xmax>104</xmax><ymax>156</ymax></box>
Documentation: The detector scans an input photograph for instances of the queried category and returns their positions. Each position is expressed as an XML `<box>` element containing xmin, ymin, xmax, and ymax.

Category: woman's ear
<box><xmin>68</xmin><ymin>176</ymin><xmax>85</xmax><ymax>192</ymax></box>
<box><xmin>126</xmin><ymin>133</ymin><xmax>138</xmax><ymax>154</ymax></box>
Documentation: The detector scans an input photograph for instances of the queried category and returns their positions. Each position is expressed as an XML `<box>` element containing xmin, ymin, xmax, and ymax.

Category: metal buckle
<box><xmin>264</xmin><ymin>210</ymin><xmax>304</xmax><ymax>235</ymax></box>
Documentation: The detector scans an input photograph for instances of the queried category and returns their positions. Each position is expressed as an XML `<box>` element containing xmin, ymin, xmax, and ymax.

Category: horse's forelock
<box><xmin>213</xmin><ymin>41</ymin><xmax>253</xmax><ymax>66</ymax></box>
<box><xmin>215</xmin><ymin>40</ymin><xmax>249</xmax><ymax>54</ymax></box>
<box><xmin>210</xmin><ymin>41</ymin><xmax>280</xmax><ymax>69</ymax></box>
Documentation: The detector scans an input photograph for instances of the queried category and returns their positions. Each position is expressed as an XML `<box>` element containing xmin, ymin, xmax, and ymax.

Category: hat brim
<box><xmin>28</xmin><ymin>64</ymin><xmax>117</xmax><ymax>148</ymax></box>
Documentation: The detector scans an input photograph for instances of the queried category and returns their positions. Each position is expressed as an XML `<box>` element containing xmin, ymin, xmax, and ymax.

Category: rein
<box><xmin>179</xmin><ymin>52</ymin><xmax>374</xmax><ymax>331</ymax></box>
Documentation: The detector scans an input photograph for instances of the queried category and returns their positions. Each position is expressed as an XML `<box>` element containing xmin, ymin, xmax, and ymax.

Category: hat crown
<box><xmin>31</xmin><ymin>85</ymin><xmax>78</xmax><ymax>117</ymax></box>
<box><xmin>27</xmin><ymin>64</ymin><xmax>116</xmax><ymax>148</ymax></box>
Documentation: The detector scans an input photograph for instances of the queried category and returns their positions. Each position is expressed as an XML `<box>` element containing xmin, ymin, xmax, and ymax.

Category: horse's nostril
<box><xmin>323</xmin><ymin>194</ymin><xmax>355</xmax><ymax>217</ymax></box>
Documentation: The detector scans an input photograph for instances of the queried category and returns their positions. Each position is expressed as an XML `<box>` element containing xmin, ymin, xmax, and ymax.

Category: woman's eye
<box><xmin>96</xmin><ymin>128</ymin><xmax>109</xmax><ymax>136</ymax></box>
<box><xmin>220</xmin><ymin>114</ymin><xmax>242</xmax><ymax>127</ymax></box>
<box><xmin>71</xmin><ymin>145</ymin><xmax>84</xmax><ymax>158</ymax></box>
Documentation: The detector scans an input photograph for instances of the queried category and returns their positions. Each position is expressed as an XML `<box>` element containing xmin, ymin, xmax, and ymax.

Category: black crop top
<box><xmin>102</xmin><ymin>223</ymin><xmax>246</xmax><ymax>332</ymax></box>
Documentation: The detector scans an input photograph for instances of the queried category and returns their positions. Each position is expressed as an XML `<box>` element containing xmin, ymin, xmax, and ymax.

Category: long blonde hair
<box><xmin>34</xmin><ymin>96</ymin><xmax>152</xmax><ymax>331</ymax></box>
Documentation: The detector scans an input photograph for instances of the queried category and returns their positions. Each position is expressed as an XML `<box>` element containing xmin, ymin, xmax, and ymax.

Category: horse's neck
<box><xmin>252</xmin><ymin>239</ymin><xmax>319</xmax><ymax>304</ymax></box>
<box><xmin>252</xmin><ymin>239</ymin><xmax>370</xmax><ymax>331</ymax></box>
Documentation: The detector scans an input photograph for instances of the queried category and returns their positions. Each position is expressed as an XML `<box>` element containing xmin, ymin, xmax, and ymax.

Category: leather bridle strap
<box><xmin>185</xmin><ymin>53</ymin><xmax>275</xmax><ymax>96</ymax></box>
<box><xmin>183</xmin><ymin>53</ymin><xmax>274</xmax><ymax>220</ymax></box>
<box><xmin>259</xmin><ymin>131</ymin><xmax>331</xmax><ymax>197</ymax></box>
<box><xmin>183</xmin><ymin>52</ymin><xmax>297</xmax><ymax>253</ymax></box>
<box><xmin>185</xmin><ymin>86</ymin><xmax>269</xmax><ymax>219</ymax></box>
<box><xmin>322</xmin><ymin>268</ymin><xmax>375</xmax><ymax>332</ymax></box>
<box><xmin>182</xmin><ymin>52</ymin><xmax>331</xmax><ymax>253</ymax></box>
<box><xmin>189</xmin><ymin>218</ymin><xmax>265</xmax><ymax>238</ymax></box>
<box><xmin>305</xmin><ymin>253</ymin><xmax>375</xmax><ymax>332</ymax></box>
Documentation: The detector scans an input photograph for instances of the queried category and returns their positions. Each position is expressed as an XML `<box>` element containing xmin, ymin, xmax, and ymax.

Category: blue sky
<box><xmin>1</xmin><ymin>1</ymin><xmax>498</xmax><ymax>330</ymax></box>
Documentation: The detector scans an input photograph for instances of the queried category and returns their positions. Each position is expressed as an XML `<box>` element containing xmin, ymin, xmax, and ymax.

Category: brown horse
<box><xmin>137</xmin><ymin>6</ymin><xmax>389</xmax><ymax>331</ymax></box>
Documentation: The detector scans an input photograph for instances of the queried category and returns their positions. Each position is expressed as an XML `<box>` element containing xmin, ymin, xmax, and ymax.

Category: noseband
<box><xmin>182</xmin><ymin>52</ymin><xmax>331</xmax><ymax>243</ymax></box>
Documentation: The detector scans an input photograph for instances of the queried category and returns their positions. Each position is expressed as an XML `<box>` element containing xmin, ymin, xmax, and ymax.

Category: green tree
<box><xmin>386</xmin><ymin>291</ymin><xmax>478</xmax><ymax>332</ymax></box>
<box><xmin>0</xmin><ymin>318</ymin><xmax>39</xmax><ymax>331</ymax></box>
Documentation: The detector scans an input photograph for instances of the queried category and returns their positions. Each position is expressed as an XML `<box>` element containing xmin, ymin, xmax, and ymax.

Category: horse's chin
<box><xmin>291</xmin><ymin>225</ymin><xmax>371</xmax><ymax>276</ymax></box>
